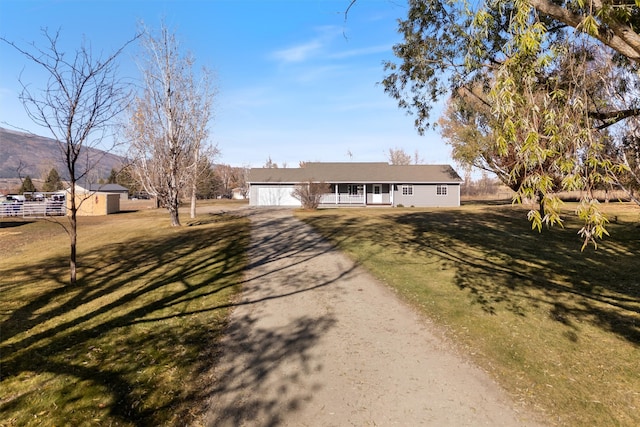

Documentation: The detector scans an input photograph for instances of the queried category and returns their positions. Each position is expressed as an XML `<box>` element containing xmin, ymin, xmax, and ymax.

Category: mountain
<box><xmin>0</xmin><ymin>127</ymin><xmax>126</xmax><ymax>179</ymax></box>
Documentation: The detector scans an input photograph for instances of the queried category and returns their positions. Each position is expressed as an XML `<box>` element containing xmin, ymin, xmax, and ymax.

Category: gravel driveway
<box><xmin>203</xmin><ymin>208</ymin><xmax>544</xmax><ymax>426</ymax></box>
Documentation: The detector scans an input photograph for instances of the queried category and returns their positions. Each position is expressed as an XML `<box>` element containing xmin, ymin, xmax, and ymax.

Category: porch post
<box><xmin>364</xmin><ymin>183</ymin><xmax>367</xmax><ymax>206</ymax></box>
<box><xmin>335</xmin><ymin>184</ymin><xmax>338</xmax><ymax>205</ymax></box>
<box><xmin>390</xmin><ymin>183</ymin><xmax>394</xmax><ymax>206</ymax></box>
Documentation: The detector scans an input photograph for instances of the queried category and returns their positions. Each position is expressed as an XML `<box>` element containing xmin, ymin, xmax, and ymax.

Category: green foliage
<box><xmin>114</xmin><ymin>165</ymin><xmax>141</xmax><ymax>195</ymax></box>
<box><xmin>42</xmin><ymin>168</ymin><xmax>63</xmax><ymax>192</ymax></box>
<box><xmin>383</xmin><ymin>0</ymin><xmax>640</xmax><ymax>247</ymax></box>
<box><xmin>18</xmin><ymin>175</ymin><xmax>37</xmax><ymax>194</ymax></box>
<box><xmin>107</xmin><ymin>168</ymin><xmax>118</xmax><ymax>184</ymax></box>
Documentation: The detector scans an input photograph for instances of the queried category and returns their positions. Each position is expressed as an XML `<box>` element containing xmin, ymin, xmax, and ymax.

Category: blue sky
<box><xmin>0</xmin><ymin>0</ymin><xmax>452</xmax><ymax>169</ymax></box>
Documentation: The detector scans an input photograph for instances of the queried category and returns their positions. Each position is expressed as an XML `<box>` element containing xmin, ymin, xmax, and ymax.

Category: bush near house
<box><xmin>292</xmin><ymin>180</ymin><xmax>330</xmax><ymax>210</ymax></box>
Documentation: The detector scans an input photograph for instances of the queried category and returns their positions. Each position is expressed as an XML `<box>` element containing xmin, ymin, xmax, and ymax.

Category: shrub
<box><xmin>292</xmin><ymin>180</ymin><xmax>330</xmax><ymax>210</ymax></box>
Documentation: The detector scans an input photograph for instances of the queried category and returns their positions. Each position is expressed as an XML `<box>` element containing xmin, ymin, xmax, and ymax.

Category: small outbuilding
<box><xmin>77</xmin><ymin>183</ymin><xmax>130</xmax><ymax>201</ymax></box>
<box><xmin>248</xmin><ymin>162</ymin><xmax>463</xmax><ymax>208</ymax></box>
<box><xmin>68</xmin><ymin>184</ymin><xmax>124</xmax><ymax>216</ymax></box>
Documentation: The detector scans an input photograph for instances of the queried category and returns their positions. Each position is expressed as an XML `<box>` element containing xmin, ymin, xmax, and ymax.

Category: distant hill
<box><xmin>0</xmin><ymin>127</ymin><xmax>125</xmax><ymax>179</ymax></box>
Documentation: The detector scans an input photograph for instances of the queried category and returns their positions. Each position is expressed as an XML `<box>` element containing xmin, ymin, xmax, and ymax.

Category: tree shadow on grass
<box><xmin>391</xmin><ymin>209</ymin><xmax>640</xmax><ymax>344</ymax></box>
<box><xmin>0</xmin><ymin>213</ymin><xmax>249</xmax><ymax>426</ymax></box>
<box><xmin>0</xmin><ymin>209</ymin><xmax>352</xmax><ymax>426</ymax></box>
<box><xmin>0</xmin><ymin>219</ymin><xmax>34</xmax><ymax>228</ymax></box>
<box><xmin>304</xmin><ymin>207</ymin><xmax>640</xmax><ymax>346</ymax></box>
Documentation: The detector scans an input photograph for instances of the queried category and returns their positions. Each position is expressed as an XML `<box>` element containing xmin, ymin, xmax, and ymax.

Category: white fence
<box><xmin>0</xmin><ymin>201</ymin><xmax>66</xmax><ymax>218</ymax></box>
<box><xmin>319</xmin><ymin>194</ymin><xmax>365</xmax><ymax>205</ymax></box>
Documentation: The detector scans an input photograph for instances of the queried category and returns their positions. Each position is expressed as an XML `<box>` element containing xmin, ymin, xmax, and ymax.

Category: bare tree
<box><xmin>213</xmin><ymin>164</ymin><xmax>237</xmax><ymax>198</ymax></box>
<box><xmin>292</xmin><ymin>180</ymin><xmax>330</xmax><ymax>210</ymax></box>
<box><xmin>125</xmin><ymin>23</ymin><xmax>216</xmax><ymax>226</ymax></box>
<box><xmin>185</xmin><ymin>65</ymin><xmax>218</xmax><ymax>219</ymax></box>
<box><xmin>2</xmin><ymin>29</ymin><xmax>135</xmax><ymax>285</ymax></box>
<box><xmin>264</xmin><ymin>156</ymin><xmax>278</xmax><ymax>168</ymax></box>
<box><xmin>387</xmin><ymin>147</ymin><xmax>413</xmax><ymax>165</ymax></box>
<box><xmin>238</xmin><ymin>165</ymin><xmax>251</xmax><ymax>198</ymax></box>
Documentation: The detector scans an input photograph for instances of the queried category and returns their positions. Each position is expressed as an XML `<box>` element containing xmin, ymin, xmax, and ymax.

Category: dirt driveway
<box><xmin>203</xmin><ymin>208</ymin><xmax>545</xmax><ymax>426</ymax></box>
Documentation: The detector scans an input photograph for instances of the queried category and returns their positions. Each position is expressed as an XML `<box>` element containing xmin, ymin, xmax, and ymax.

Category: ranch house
<box><xmin>248</xmin><ymin>162</ymin><xmax>463</xmax><ymax>208</ymax></box>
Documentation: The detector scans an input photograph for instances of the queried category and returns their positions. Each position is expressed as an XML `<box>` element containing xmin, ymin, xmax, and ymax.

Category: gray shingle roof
<box><xmin>75</xmin><ymin>183</ymin><xmax>129</xmax><ymax>192</ymax></box>
<box><xmin>249</xmin><ymin>162</ymin><xmax>462</xmax><ymax>184</ymax></box>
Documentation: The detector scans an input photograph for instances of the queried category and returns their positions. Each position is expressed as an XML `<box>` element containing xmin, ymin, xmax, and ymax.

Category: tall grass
<box><xmin>297</xmin><ymin>202</ymin><xmax>640</xmax><ymax>427</ymax></box>
<box><xmin>0</xmin><ymin>209</ymin><xmax>249</xmax><ymax>426</ymax></box>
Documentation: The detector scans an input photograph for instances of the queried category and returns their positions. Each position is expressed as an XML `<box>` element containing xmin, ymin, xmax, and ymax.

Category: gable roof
<box><xmin>249</xmin><ymin>162</ymin><xmax>463</xmax><ymax>184</ymax></box>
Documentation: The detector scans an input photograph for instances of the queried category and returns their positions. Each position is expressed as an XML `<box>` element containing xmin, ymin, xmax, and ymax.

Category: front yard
<box><xmin>0</xmin><ymin>209</ymin><xmax>250</xmax><ymax>426</ymax></box>
<box><xmin>296</xmin><ymin>202</ymin><xmax>640</xmax><ymax>427</ymax></box>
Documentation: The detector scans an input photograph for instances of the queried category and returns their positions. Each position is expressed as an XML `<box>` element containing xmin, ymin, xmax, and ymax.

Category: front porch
<box><xmin>319</xmin><ymin>183</ymin><xmax>393</xmax><ymax>206</ymax></box>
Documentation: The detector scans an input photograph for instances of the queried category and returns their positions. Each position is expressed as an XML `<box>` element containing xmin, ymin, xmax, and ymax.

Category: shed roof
<box><xmin>249</xmin><ymin>162</ymin><xmax>463</xmax><ymax>184</ymax></box>
<box><xmin>74</xmin><ymin>183</ymin><xmax>129</xmax><ymax>192</ymax></box>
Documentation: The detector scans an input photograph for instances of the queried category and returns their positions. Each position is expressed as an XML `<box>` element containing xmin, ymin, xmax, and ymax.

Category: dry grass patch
<box><xmin>296</xmin><ymin>203</ymin><xmax>640</xmax><ymax>427</ymax></box>
<box><xmin>0</xmin><ymin>209</ymin><xmax>249</xmax><ymax>426</ymax></box>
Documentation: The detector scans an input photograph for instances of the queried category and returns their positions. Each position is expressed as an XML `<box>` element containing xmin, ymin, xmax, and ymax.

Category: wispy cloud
<box><xmin>270</xmin><ymin>25</ymin><xmax>344</xmax><ymax>63</ymax></box>
<box><xmin>329</xmin><ymin>44</ymin><xmax>392</xmax><ymax>59</ymax></box>
<box><xmin>271</xmin><ymin>40</ymin><xmax>324</xmax><ymax>63</ymax></box>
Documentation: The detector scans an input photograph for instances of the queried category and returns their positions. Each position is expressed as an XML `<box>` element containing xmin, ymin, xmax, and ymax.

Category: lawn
<box><xmin>296</xmin><ymin>202</ymin><xmax>640</xmax><ymax>427</ymax></box>
<box><xmin>0</xmin><ymin>207</ymin><xmax>249</xmax><ymax>426</ymax></box>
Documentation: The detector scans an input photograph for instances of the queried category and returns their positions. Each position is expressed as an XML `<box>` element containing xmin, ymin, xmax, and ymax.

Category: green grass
<box><xmin>296</xmin><ymin>202</ymin><xmax>640</xmax><ymax>427</ymax></box>
<box><xmin>0</xmin><ymin>209</ymin><xmax>249</xmax><ymax>426</ymax></box>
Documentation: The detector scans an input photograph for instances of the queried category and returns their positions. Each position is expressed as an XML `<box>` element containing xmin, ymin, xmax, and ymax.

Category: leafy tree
<box><xmin>292</xmin><ymin>180</ymin><xmax>330</xmax><ymax>210</ymax></box>
<box><xmin>438</xmin><ymin>84</ymin><xmax>565</xmax><ymax>196</ymax></box>
<box><xmin>381</xmin><ymin>0</ymin><xmax>640</xmax><ymax>247</ymax></box>
<box><xmin>2</xmin><ymin>29</ymin><xmax>136</xmax><ymax>284</ymax></box>
<box><xmin>125</xmin><ymin>23</ymin><xmax>216</xmax><ymax>226</ymax></box>
<box><xmin>18</xmin><ymin>175</ymin><xmax>37</xmax><ymax>194</ymax></box>
<box><xmin>42</xmin><ymin>168</ymin><xmax>63</xmax><ymax>192</ymax></box>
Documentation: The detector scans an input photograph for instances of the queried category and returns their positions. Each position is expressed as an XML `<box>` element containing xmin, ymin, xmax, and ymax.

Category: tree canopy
<box><xmin>2</xmin><ymin>29</ymin><xmax>135</xmax><ymax>284</ymax></box>
<box><xmin>42</xmin><ymin>168</ymin><xmax>63</xmax><ymax>192</ymax></box>
<box><xmin>18</xmin><ymin>176</ymin><xmax>37</xmax><ymax>194</ymax></box>
<box><xmin>382</xmin><ymin>0</ymin><xmax>640</xmax><ymax>247</ymax></box>
<box><xmin>125</xmin><ymin>23</ymin><xmax>216</xmax><ymax>226</ymax></box>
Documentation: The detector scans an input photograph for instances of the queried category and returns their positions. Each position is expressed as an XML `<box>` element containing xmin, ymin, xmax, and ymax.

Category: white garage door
<box><xmin>258</xmin><ymin>186</ymin><xmax>301</xmax><ymax>206</ymax></box>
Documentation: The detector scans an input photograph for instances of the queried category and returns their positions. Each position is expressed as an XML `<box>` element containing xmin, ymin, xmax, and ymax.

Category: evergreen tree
<box><xmin>107</xmin><ymin>168</ymin><xmax>118</xmax><ymax>184</ymax></box>
<box><xmin>18</xmin><ymin>175</ymin><xmax>37</xmax><ymax>194</ymax></box>
<box><xmin>43</xmin><ymin>168</ymin><xmax>63</xmax><ymax>192</ymax></box>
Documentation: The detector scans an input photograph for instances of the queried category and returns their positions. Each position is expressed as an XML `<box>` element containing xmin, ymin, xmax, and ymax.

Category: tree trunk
<box><xmin>169</xmin><ymin>190</ymin><xmax>181</xmax><ymax>227</ymax></box>
<box><xmin>190</xmin><ymin>182</ymin><xmax>197</xmax><ymax>219</ymax></box>
<box><xmin>69</xmin><ymin>183</ymin><xmax>78</xmax><ymax>285</ymax></box>
<box><xmin>70</xmin><ymin>215</ymin><xmax>77</xmax><ymax>285</ymax></box>
<box><xmin>170</xmin><ymin>207</ymin><xmax>181</xmax><ymax>226</ymax></box>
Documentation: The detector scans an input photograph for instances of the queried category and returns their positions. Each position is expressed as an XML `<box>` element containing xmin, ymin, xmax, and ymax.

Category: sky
<box><xmin>0</xmin><ymin>0</ymin><xmax>453</xmax><ymax>169</ymax></box>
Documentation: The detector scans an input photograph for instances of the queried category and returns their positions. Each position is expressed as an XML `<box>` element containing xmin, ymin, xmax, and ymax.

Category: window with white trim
<box><xmin>347</xmin><ymin>184</ymin><xmax>363</xmax><ymax>195</ymax></box>
<box><xmin>401</xmin><ymin>185</ymin><xmax>413</xmax><ymax>196</ymax></box>
<box><xmin>436</xmin><ymin>185</ymin><xmax>447</xmax><ymax>195</ymax></box>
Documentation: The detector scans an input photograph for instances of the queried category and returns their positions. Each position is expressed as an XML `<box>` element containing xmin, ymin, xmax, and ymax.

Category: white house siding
<box><xmin>250</xmin><ymin>184</ymin><xmax>301</xmax><ymax>207</ymax></box>
<box><xmin>393</xmin><ymin>184</ymin><xmax>460</xmax><ymax>207</ymax></box>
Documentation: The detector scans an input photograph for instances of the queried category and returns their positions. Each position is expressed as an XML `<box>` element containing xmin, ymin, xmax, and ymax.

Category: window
<box><xmin>436</xmin><ymin>185</ymin><xmax>447</xmax><ymax>195</ymax></box>
<box><xmin>401</xmin><ymin>185</ymin><xmax>413</xmax><ymax>196</ymax></box>
<box><xmin>347</xmin><ymin>184</ymin><xmax>363</xmax><ymax>195</ymax></box>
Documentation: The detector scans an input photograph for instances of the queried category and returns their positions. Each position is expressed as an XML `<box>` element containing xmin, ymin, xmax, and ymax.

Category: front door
<box><xmin>372</xmin><ymin>184</ymin><xmax>382</xmax><ymax>204</ymax></box>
